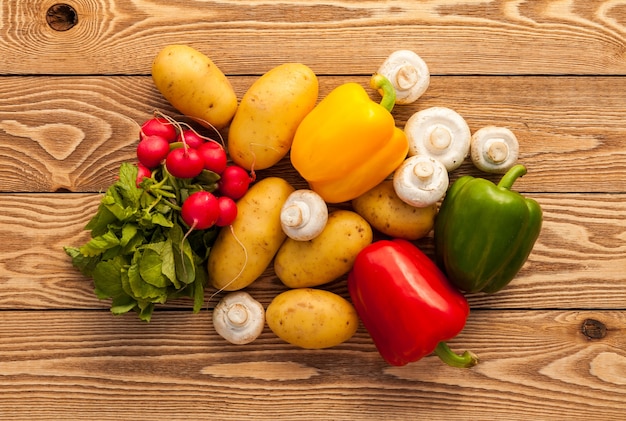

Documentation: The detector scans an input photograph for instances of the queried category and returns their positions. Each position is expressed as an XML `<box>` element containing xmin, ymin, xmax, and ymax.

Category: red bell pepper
<box><xmin>347</xmin><ymin>239</ymin><xmax>477</xmax><ymax>367</ymax></box>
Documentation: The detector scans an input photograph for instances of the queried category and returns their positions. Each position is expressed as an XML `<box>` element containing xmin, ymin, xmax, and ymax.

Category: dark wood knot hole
<box><xmin>581</xmin><ymin>318</ymin><xmax>607</xmax><ymax>340</ymax></box>
<box><xmin>46</xmin><ymin>3</ymin><xmax>78</xmax><ymax>31</ymax></box>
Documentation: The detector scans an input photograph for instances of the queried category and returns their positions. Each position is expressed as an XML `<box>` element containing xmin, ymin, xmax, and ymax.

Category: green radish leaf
<box><xmin>102</xmin><ymin>194</ymin><xmax>136</xmax><ymax>222</ymax></box>
<box><xmin>138</xmin><ymin>248</ymin><xmax>169</xmax><ymax>288</ymax></box>
<box><xmin>136</xmin><ymin>300</ymin><xmax>155</xmax><ymax>322</ymax></box>
<box><xmin>192</xmin><ymin>269</ymin><xmax>206</xmax><ymax>313</ymax></box>
<box><xmin>195</xmin><ymin>169</ymin><xmax>221</xmax><ymax>190</ymax></box>
<box><xmin>120</xmin><ymin>263</ymin><xmax>133</xmax><ymax>298</ymax></box>
<box><xmin>110</xmin><ymin>294</ymin><xmax>137</xmax><ymax>315</ymax></box>
<box><xmin>92</xmin><ymin>257</ymin><xmax>125</xmax><ymax>299</ymax></box>
<box><xmin>155</xmin><ymin>202</ymin><xmax>173</xmax><ymax>215</ymax></box>
<box><xmin>101</xmin><ymin>245</ymin><xmax>123</xmax><ymax>261</ymax></box>
<box><xmin>169</xmin><ymin>224</ymin><xmax>196</xmax><ymax>285</ymax></box>
<box><xmin>84</xmin><ymin>204</ymin><xmax>117</xmax><ymax>238</ymax></box>
<box><xmin>121</xmin><ymin>230</ymin><xmax>145</xmax><ymax>255</ymax></box>
<box><xmin>64</xmin><ymin>246</ymin><xmax>101</xmax><ymax>277</ymax></box>
<box><xmin>118</xmin><ymin>163</ymin><xmax>143</xmax><ymax>204</ymax></box>
<box><xmin>152</xmin><ymin>212</ymin><xmax>174</xmax><ymax>228</ymax></box>
<box><xmin>120</xmin><ymin>223</ymin><xmax>138</xmax><ymax>247</ymax></box>
<box><xmin>128</xmin><ymin>260</ymin><xmax>168</xmax><ymax>302</ymax></box>
<box><xmin>79</xmin><ymin>230</ymin><xmax>120</xmax><ymax>257</ymax></box>
<box><xmin>161</xmin><ymin>237</ymin><xmax>179</xmax><ymax>289</ymax></box>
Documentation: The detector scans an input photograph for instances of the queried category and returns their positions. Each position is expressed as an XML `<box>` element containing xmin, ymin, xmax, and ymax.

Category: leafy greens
<box><xmin>65</xmin><ymin>162</ymin><xmax>219</xmax><ymax>321</ymax></box>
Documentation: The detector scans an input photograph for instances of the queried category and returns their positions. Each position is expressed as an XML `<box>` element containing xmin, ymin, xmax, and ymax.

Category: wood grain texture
<box><xmin>0</xmin><ymin>309</ymin><xmax>624</xmax><ymax>421</ymax></box>
<box><xmin>1</xmin><ymin>1</ymin><xmax>626</xmax><ymax>419</ymax></box>
<box><xmin>2</xmin><ymin>75</ymin><xmax>626</xmax><ymax>193</ymax></box>
<box><xmin>4</xmin><ymin>1</ymin><xmax>626</xmax><ymax>75</ymax></box>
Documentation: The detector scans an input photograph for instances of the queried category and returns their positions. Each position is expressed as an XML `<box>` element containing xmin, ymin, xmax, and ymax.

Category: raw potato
<box><xmin>274</xmin><ymin>210</ymin><xmax>373</xmax><ymax>288</ymax></box>
<box><xmin>266</xmin><ymin>288</ymin><xmax>359</xmax><ymax>349</ymax></box>
<box><xmin>151</xmin><ymin>45</ymin><xmax>238</xmax><ymax>130</ymax></box>
<box><xmin>208</xmin><ymin>177</ymin><xmax>295</xmax><ymax>291</ymax></box>
<box><xmin>228</xmin><ymin>63</ymin><xmax>318</xmax><ymax>170</ymax></box>
<box><xmin>352</xmin><ymin>180</ymin><xmax>437</xmax><ymax>240</ymax></box>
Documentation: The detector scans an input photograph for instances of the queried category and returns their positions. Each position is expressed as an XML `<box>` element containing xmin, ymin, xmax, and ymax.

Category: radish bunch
<box><xmin>138</xmin><ymin>117</ymin><xmax>228</xmax><ymax>178</ymax></box>
<box><xmin>66</xmin><ymin>113</ymin><xmax>257</xmax><ymax>322</ymax></box>
<box><xmin>136</xmin><ymin>115</ymin><xmax>253</xmax><ymax>230</ymax></box>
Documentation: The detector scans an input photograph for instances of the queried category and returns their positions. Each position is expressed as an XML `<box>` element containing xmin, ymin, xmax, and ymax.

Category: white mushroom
<box><xmin>377</xmin><ymin>50</ymin><xmax>430</xmax><ymax>104</ymax></box>
<box><xmin>404</xmin><ymin>106</ymin><xmax>471</xmax><ymax>171</ymax></box>
<box><xmin>393</xmin><ymin>155</ymin><xmax>449</xmax><ymax>208</ymax></box>
<box><xmin>213</xmin><ymin>291</ymin><xmax>265</xmax><ymax>345</ymax></box>
<box><xmin>280</xmin><ymin>189</ymin><xmax>328</xmax><ymax>241</ymax></box>
<box><xmin>470</xmin><ymin>126</ymin><xmax>520</xmax><ymax>173</ymax></box>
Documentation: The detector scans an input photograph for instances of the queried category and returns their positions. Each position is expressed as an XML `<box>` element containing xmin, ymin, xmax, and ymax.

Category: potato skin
<box><xmin>151</xmin><ymin>45</ymin><xmax>238</xmax><ymax>130</ymax></box>
<box><xmin>228</xmin><ymin>63</ymin><xmax>318</xmax><ymax>170</ymax></box>
<box><xmin>352</xmin><ymin>180</ymin><xmax>437</xmax><ymax>240</ymax></box>
<box><xmin>208</xmin><ymin>177</ymin><xmax>294</xmax><ymax>291</ymax></box>
<box><xmin>266</xmin><ymin>288</ymin><xmax>359</xmax><ymax>349</ymax></box>
<box><xmin>274</xmin><ymin>210</ymin><xmax>373</xmax><ymax>288</ymax></box>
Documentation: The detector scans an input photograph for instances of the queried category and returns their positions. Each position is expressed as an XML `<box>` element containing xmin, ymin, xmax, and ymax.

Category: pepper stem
<box><xmin>370</xmin><ymin>73</ymin><xmax>396</xmax><ymax>112</ymax></box>
<box><xmin>497</xmin><ymin>164</ymin><xmax>527</xmax><ymax>190</ymax></box>
<box><xmin>434</xmin><ymin>342</ymin><xmax>479</xmax><ymax>368</ymax></box>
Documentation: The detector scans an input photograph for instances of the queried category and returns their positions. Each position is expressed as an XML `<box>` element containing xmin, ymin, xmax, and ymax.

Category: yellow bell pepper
<box><xmin>290</xmin><ymin>74</ymin><xmax>409</xmax><ymax>203</ymax></box>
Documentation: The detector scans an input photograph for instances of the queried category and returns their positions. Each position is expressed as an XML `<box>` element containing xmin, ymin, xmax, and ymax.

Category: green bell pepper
<box><xmin>434</xmin><ymin>164</ymin><xmax>542</xmax><ymax>294</ymax></box>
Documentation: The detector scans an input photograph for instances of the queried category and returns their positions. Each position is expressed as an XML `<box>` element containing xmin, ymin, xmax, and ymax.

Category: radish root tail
<box><xmin>207</xmin><ymin>224</ymin><xmax>248</xmax><ymax>305</ymax></box>
<box><xmin>187</xmin><ymin>116</ymin><xmax>226</xmax><ymax>149</ymax></box>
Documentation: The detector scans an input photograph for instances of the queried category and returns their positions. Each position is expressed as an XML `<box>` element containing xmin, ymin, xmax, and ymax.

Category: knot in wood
<box><xmin>581</xmin><ymin>318</ymin><xmax>607</xmax><ymax>340</ymax></box>
<box><xmin>46</xmin><ymin>4</ymin><xmax>78</xmax><ymax>31</ymax></box>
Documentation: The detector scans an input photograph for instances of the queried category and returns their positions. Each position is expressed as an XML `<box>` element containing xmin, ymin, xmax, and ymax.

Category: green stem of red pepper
<box><xmin>370</xmin><ymin>73</ymin><xmax>396</xmax><ymax>112</ymax></box>
<box><xmin>434</xmin><ymin>342</ymin><xmax>479</xmax><ymax>368</ymax></box>
<box><xmin>497</xmin><ymin>164</ymin><xmax>527</xmax><ymax>190</ymax></box>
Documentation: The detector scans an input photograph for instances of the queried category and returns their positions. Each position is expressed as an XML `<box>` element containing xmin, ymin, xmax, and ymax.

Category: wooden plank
<box><xmin>0</xmin><ymin>192</ymin><xmax>624</xmax><ymax>310</ymax></box>
<box><xmin>4</xmin><ymin>1</ymin><xmax>626</xmax><ymax>75</ymax></box>
<box><xmin>0</xmin><ymin>309</ymin><xmax>624</xmax><ymax>420</ymax></box>
<box><xmin>3</xmin><ymin>2</ymin><xmax>625</xmax><ymax>420</ymax></box>
<box><xmin>1</xmin><ymin>75</ymin><xmax>626</xmax><ymax>193</ymax></box>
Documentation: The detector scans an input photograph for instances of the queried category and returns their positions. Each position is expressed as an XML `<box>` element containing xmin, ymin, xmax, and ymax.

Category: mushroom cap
<box><xmin>280</xmin><ymin>189</ymin><xmax>328</xmax><ymax>241</ymax></box>
<box><xmin>404</xmin><ymin>106</ymin><xmax>471</xmax><ymax>171</ymax></box>
<box><xmin>393</xmin><ymin>155</ymin><xmax>449</xmax><ymax>208</ymax></box>
<box><xmin>377</xmin><ymin>50</ymin><xmax>430</xmax><ymax>105</ymax></box>
<box><xmin>213</xmin><ymin>291</ymin><xmax>265</xmax><ymax>345</ymax></box>
<box><xmin>470</xmin><ymin>126</ymin><xmax>520</xmax><ymax>173</ymax></box>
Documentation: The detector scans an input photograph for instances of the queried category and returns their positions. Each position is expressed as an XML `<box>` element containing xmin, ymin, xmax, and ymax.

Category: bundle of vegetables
<box><xmin>65</xmin><ymin>116</ymin><xmax>252</xmax><ymax>321</ymax></box>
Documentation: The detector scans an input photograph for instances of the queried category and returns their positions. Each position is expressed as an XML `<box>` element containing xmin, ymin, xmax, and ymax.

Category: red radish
<box><xmin>165</xmin><ymin>147</ymin><xmax>205</xmax><ymax>179</ymax></box>
<box><xmin>177</xmin><ymin>129</ymin><xmax>205</xmax><ymax>149</ymax></box>
<box><xmin>135</xmin><ymin>163</ymin><xmax>152</xmax><ymax>187</ymax></box>
<box><xmin>140</xmin><ymin>117</ymin><xmax>177</xmax><ymax>143</ymax></box>
<box><xmin>137</xmin><ymin>135</ymin><xmax>170</xmax><ymax>169</ymax></box>
<box><xmin>218</xmin><ymin>165</ymin><xmax>252</xmax><ymax>200</ymax></box>
<box><xmin>216</xmin><ymin>196</ymin><xmax>238</xmax><ymax>226</ymax></box>
<box><xmin>181</xmin><ymin>191</ymin><xmax>220</xmax><ymax>230</ymax></box>
<box><xmin>197</xmin><ymin>141</ymin><xmax>227</xmax><ymax>174</ymax></box>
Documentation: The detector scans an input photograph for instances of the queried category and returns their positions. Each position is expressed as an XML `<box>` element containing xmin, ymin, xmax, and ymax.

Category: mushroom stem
<box><xmin>413</xmin><ymin>159</ymin><xmax>434</xmax><ymax>180</ymax></box>
<box><xmin>213</xmin><ymin>291</ymin><xmax>265</xmax><ymax>345</ymax></box>
<box><xmin>429</xmin><ymin>126</ymin><xmax>452</xmax><ymax>150</ymax></box>
<box><xmin>396</xmin><ymin>64</ymin><xmax>419</xmax><ymax>90</ymax></box>
<box><xmin>226</xmin><ymin>303</ymin><xmax>249</xmax><ymax>326</ymax></box>
<box><xmin>377</xmin><ymin>50</ymin><xmax>430</xmax><ymax>104</ymax></box>
<box><xmin>281</xmin><ymin>202</ymin><xmax>310</xmax><ymax>228</ymax></box>
<box><xmin>280</xmin><ymin>190</ymin><xmax>329</xmax><ymax>241</ymax></box>
<box><xmin>485</xmin><ymin>139</ymin><xmax>509</xmax><ymax>163</ymax></box>
<box><xmin>393</xmin><ymin>156</ymin><xmax>449</xmax><ymax>207</ymax></box>
<box><xmin>470</xmin><ymin>126</ymin><xmax>519</xmax><ymax>173</ymax></box>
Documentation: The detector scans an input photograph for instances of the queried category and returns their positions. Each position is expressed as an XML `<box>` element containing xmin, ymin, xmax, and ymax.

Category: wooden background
<box><xmin>1</xmin><ymin>1</ymin><xmax>625</xmax><ymax>420</ymax></box>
